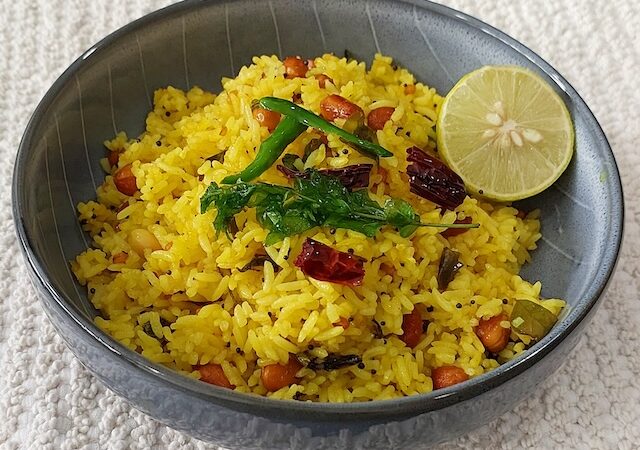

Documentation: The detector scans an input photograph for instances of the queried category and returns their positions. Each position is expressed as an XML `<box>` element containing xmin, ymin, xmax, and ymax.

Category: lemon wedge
<box><xmin>436</xmin><ymin>66</ymin><xmax>574</xmax><ymax>202</ymax></box>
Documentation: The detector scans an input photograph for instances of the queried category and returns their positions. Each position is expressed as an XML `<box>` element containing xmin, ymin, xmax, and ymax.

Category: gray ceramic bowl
<box><xmin>12</xmin><ymin>0</ymin><xmax>623</xmax><ymax>448</ymax></box>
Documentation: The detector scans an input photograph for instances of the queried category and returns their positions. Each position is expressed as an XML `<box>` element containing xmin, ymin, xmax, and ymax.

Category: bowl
<box><xmin>12</xmin><ymin>0</ymin><xmax>623</xmax><ymax>448</ymax></box>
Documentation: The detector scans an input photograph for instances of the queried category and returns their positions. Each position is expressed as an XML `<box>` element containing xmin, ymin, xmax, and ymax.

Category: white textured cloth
<box><xmin>1</xmin><ymin>1</ymin><xmax>639</xmax><ymax>449</ymax></box>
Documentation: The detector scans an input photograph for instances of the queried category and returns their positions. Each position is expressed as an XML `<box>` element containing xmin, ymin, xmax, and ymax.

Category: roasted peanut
<box><xmin>283</xmin><ymin>56</ymin><xmax>308</xmax><ymax>78</ymax></box>
<box><xmin>367</xmin><ymin>107</ymin><xmax>395</xmax><ymax>131</ymax></box>
<box><xmin>128</xmin><ymin>229</ymin><xmax>162</xmax><ymax>256</ymax></box>
<box><xmin>252</xmin><ymin>107</ymin><xmax>281</xmax><ymax>132</ymax></box>
<box><xmin>197</xmin><ymin>363</ymin><xmax>234</xmax><ymax>389</ymax></box>
<box><xmin>432</xmin><ymin>365</ymin><xmax>469</xmax><ymax>389</ymax></box>
<box><xmin>113</xmin><ymin>164</ymin><xmax>137</xmax><ymax>196</ymax></box>
<box><xmin>261</xmin><ymin>357</ymin><xmax>302</xmax><ymax>391</ymax></box>
<box><xmin>475</xmin><ymin>313</ymin><xmax>510</xmax><ymax>353</ymax></box>
<box><xmin>400</xmin><ymin>307</ymin><xmax>423</xmax><ymax>348</ymax></box>
<box><xmin>112</xmin><ymin>252</ymin><xmax>128</xmax><ymax>264</ymax></box>
<box><xmin>334</xmin><ymin>317</ymin><xmax>350</xmax><ymax>330</ymax></box>
<box><xmin>315</xmin><ymin>74</ymin><xmax>333</xmax><ymax>88</ymax></box>
<box><xmin>107</xmin><ymin>150</ymin><xmax>120</xmax><ymax>167</ymax></box>
<box><xmin>319</xmin><ymin>94</ymin><xmax>363</xmax><ymax>121</ymax></box>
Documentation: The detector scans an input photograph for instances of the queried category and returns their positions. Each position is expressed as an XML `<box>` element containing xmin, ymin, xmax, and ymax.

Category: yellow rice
<box><xmin>71</xmin><ymin>54</ymin><xmax>564</xmax><ymax>402</ymax></box>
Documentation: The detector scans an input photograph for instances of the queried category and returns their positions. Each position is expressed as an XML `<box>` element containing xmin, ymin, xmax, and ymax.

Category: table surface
<box><xmin>1</xmin><ymin>1</ymin><xmax>639</xmax><ymax>449</ymax></box>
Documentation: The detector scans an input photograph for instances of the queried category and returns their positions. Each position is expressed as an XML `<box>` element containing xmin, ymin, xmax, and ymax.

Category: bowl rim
<box><xmin>12</xmin><ymin>0</ymin><xmax>624</xmax><ymax>419</ymax></box>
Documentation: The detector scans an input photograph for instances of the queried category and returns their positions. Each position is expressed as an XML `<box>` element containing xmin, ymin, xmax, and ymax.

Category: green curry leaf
<box><xmin>200</xmin><ymin>182</ymin><xmax>256</xmax><ymax>239</ymax></box>
<box><xmin>200</xmin><ymin>169</ymin><xmax>478</xmax><ymax>244</ymax></box>
<box><xmin>510</xmin><ymin>299</ymin><xmax>559</xmax><ymax>340</ymax></box>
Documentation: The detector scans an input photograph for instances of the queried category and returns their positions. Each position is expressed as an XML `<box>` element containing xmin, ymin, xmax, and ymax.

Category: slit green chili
<box><xmin>222</xmin><ymin>115</ymin><xmax>307</xmax><ymax>184</ymax></box>
<box><xmin>258</xmin><ymin>97</ymin><xmax>394</xmax><ymax>158</ymax></box>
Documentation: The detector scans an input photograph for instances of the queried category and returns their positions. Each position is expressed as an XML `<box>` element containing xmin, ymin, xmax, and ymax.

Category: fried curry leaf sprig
<box><xmin>201</xmin><ymin>169</ymin><xmax>478</xmax><ymax>245</ymax></box>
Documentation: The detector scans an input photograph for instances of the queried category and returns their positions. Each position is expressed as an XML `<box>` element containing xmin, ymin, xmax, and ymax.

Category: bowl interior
<box><xmin>14</xmin><ymin>0</ymin><xmax>622</xmax><ymax>405</ymax></box>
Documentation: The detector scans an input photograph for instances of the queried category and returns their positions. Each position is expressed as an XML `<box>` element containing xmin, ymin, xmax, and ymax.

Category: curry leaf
<box><xmin>200</xmin><ymin>182</ymin><xmax>256</xmax><ymax>238</ymax></box>
<box><xmin>437</xmin><ymin>248</ymin><xmax>463</xmax><ymax>290</ymax></box>
<box><xmin>200</xmin><ymin>169</ymin><xmax>478</xmax><ymax>244</ymax></box>
<box><xmin>510</xmin><ymin>299</ymin><xmax>558</xmax><ymax>340</ymax></box>
<box><xmin>281</xmin><ymin>153</ymin><xmax>301</xmax><ymax>171</ymax></box>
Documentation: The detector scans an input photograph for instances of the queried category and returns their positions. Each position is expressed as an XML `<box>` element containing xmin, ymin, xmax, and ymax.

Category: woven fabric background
<box><xmin>1</xmin><ymin>1</ymin><xmax>638</xmax><ymax>449</ymax></box>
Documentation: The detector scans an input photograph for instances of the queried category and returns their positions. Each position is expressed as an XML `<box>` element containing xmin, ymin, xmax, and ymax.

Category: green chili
<box><xmin>258</xmin><ymin>97</ymin><xmax>393</xmax><ymax>158</ymax></box>
<box><xmin>221</xmin><ymin>115</ymin><xmax>307</xmax><ymax>184</ymax></box>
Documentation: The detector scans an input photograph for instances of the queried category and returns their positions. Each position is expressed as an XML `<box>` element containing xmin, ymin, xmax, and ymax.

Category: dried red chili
<box><xmin>441</xmin><ymin>217</ymin><xmax>473</xmax><ymax>238</ymax></box>
<box><xmin>321</xmin><ymin>165</ymin><xmax>372</xmax><ymax>190</ymax></box>
<box><xmin>294</xmin><ymin>238</ymin><xmax>365</xmax><ymax>285</ymax></box>
<box><xmin>277</xmin><ymin>163</ymin><xmax>372</xmax><ymax>191</ymax></box>
<box><xmin>406</xmin><ymin>146</ymin><xmax>466</xmax><ymax>210</ymax></box>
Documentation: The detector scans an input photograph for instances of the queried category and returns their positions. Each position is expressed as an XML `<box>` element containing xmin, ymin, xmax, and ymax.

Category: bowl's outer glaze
<box><xmin>13</xmin><ymin>0</ymin><xmax>623</xmax><ymax>448</ymax></box>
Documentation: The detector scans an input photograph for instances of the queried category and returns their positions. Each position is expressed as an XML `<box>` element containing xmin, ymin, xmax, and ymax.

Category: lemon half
<box><xmin>436</xmin><ymin>66</ymin><xmax>574</xmax><ymax>202</ymax></box>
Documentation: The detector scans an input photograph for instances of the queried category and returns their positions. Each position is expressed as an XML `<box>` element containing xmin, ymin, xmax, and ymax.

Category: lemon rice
<box><xmin>72</xmin><ymin>54</ymin><xmax>564</xmax><ymax>402</ymax></box>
